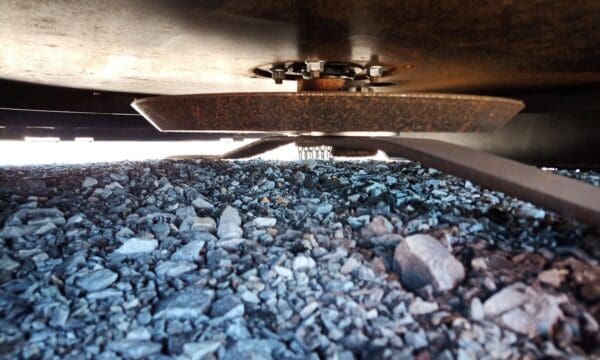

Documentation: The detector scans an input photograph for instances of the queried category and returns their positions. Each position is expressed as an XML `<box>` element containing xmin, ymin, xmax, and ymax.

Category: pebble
<box><xmin>394</xmin><ymin>234</ymin><xmax>465</xmax><ymax>291</ymax></box>
<box><xmin>537</xmin><ymin>268</ymin><xmax>567</xmax><ymax>287</ymax></box>
<box><xmin>315</xmin><ymin>203</ymin><xmax>333</xmax><ymax>215</ymax></box>
<box><xmin>218</xmin><ymin>206</ymin><xmax>243</xmax><ymax>239</ymax></box>
<box><xmin>300</xmin><ymin>301</ymin><xmax>320</xmax><ymax>318</ymax></box>
<box><xmin>107</xmin><ymin>340</ymin><xmax>162</xmax><ymax>359</ymax></box>
<box><xmin>183</xmin><ymin>341</ymin><xmax>222</xmax><ymax>360</ymax></box>
<box><xmin>192</xmin><ymin>197</ymin><xmax>214</xmax><ymax>210</ymax></box>
<box><xmin>274</xmin><ymin>265</ymin><xmax>293</xmax><ymax>278</ymax></box>
<box><xmin>155</xmin><ymin>261</ymin><xmax>198</xmax><ymax>277</ymax></box>
<box><xmin>220</xmin><ymin>205</ymin><xmax>242</xmax><ymax>226</ymax></box>
<box><xmin>409</xmin><ymin>297</ymin><xmax>439</xmax><ymax>315</ymax></box>
<box><xmin>81</xmin><ymin>177</ymin><xmax>98</xmax><ymax>188</ymax></box>
<box><xmin>252</xmin><ymin>217</ymin><xmax>277</xmax><ymax>228</ymax></box>
<box><xmin>292</xmin><ymin>255</ymin><xmax>316</xmax><ymax>272</ymax></box>
<box><xmin>171</xmin><ymin>240</ymin><xmax>205</xmax><ymax>262</ymax></box>
<box><xmin>180</xmin><ymin>216</ymin><xmax>216</xmax><ymax>233</ymax></box>
<box><xmin>154</xmin><ymin>286</ymin><xmax>215</xmax><ymax>319</ymax></box>
<box><xmin>361</xmin><ymin>215</ymin><xmax>393</xmax><ymax>238</ymax></box>
<box><xmin>75</xmin><ymin>269</ymin><xmax>118</xmax><ymax>292</ymax></box>
<box><xmin>114</xmin><ymin>238</ymin><xmax>158</xmax><ymax>255</ymax></box>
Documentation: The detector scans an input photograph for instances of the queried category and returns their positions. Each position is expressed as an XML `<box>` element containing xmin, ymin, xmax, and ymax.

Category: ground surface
<box><xmin>0</xmin><ymin>160</ymin><xmax>598</xmax><ymax>359</ymax></box>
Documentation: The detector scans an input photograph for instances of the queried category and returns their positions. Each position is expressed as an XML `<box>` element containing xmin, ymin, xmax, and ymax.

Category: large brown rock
<box><xmin>393</xmin><ymin>234</ymin><xmax>465</xmax><ymax>291</ymax></box>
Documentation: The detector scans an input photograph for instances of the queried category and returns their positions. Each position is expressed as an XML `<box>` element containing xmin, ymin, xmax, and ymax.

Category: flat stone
<box><xmin>154</xmin><ymin>286</ymin><xmax>215</xmax><ymax>319</ymax></box>
<box><xmin>192</xmin><ymin>197</ymin><xmax>214</xmax><ymax>210</ymax></box>
<box><xmin>115</xmin><ymin>238</ymin><xmax>158</xmax><ymax>255</ymax></box>
<box><xmin>156</xmin><ymin>261</ymin><xmax>197</xmax><ymax>277</ymax></box>
<box><xmin>107</xmin><ymin>340</ymin><xmax>162</xmax><ymax>359</ymax></box>
<box><xmin>393</xmin><ymin>234</ymin><xmax>465</xmax><ymax>291</ymax></box>
<box><xmin>34</xmin><ymin>222</ymin><xmax>56</xmax><ymax>235</ymax></box>
<box><xmin>180</xmin><ymin>216</ymin><xmax>216</xmax><ymax>233</ymax></box>
<box><xmin>86</xmin><ymin>288</ymin><xmax>123</xmax><ymax>300</ymax></box>
<box><xmin>171</xmin><ymin>240</ymin><xmax>205</xmax><ymax>262</ymax></box>
<box><xmin>274</xmin><ymin>265</ymin><xmax>293</xmax><ymax>278</ymax></box>
<box><xmin>126</xmin><ymin>328</ymin><xmax>152</xmax><ymax>341</ymax></box>
<box><xmin>223</xmin><ymin>340</ymin><xmax>275</xmax><ymax>360</ymax></box>
<box><xmin>252</xmin><ymin>217</ymin><xmax>277</xmax><ymax>228</ymax></box>
<box><xmin>409</xmin><ymin>297</ymin><xmax>439</xmax><ymax>315</ymax></box>
<box><xmin>76</xmin><ymin>269</ymin><xmax>118</xmax><ymax>292</ymax></box>
<box><xmin>183</xmin><ymin>341</ymin><xmax>222</xmax><ymax>360</ymax></box>
<box><xmin>218</xmin><ymin>238</ymin><xmax>246</xmax><ymax>250</ymax></box>
<box><xmin>299</xmin><ymin>301</ymin><xmax>319</xmax><ymax>318</ymax></box>
<box><xmin>110</xmin><ymin>173</ymin><xmax>129</xmax><ymax>182</ymax></box>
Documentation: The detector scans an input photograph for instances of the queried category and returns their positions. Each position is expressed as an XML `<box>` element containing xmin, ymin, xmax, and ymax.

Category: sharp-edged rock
<box><xmin>75</xmin><ymin>269</ymin><xmax>118</xmax><ymax>292</ymax></box>
<box><xmin>393</xmin><ymin>234</ymin><xmax>465</xmax><ymax>291</ymax></box>
<box><xmin>154</xmin><ymin>286</ymin><xmax>215</xmax><ymax>319</ymax></box>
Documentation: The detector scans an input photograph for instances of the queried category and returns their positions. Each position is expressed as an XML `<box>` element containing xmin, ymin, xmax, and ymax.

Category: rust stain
<box><xmin>132</xmin><ymin>92</ymin><xmax>524</xmax><ymax>133</ymax></box>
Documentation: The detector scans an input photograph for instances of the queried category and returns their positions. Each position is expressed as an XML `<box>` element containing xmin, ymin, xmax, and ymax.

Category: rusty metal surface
<box><xmin>206</xmin><ymin>135</ymin><xmax>600</xmax><ymax>226</ymax></box>
<box><xmin>132</xmin><ymin>92</ymin><xmax>523</xmax><ymax>133</ymax></box>
<box><xmin>0</xmin><ymin>1</ymin><xmax>598</xmax><ymax>95</ymax></box>
<box><xmin>297</xmin><ymin>79</ymin><xmax>348</xmax><ymax>92</ymax></box>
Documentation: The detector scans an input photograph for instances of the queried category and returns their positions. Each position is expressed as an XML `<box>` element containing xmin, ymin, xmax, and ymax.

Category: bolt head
<box><xmin>368</xmin><ymin>65</ymin><xmax>384</xmax><ymax>78</ymax></box>
<box><xmin>272</xmin><ymin>68</ymin><xmax>286</xmax><ymax>84</ymax></box>
<box><xmin>305</xmin><ymin>60</ymin><xmax>325</xmax><ymax>73</ymax></box>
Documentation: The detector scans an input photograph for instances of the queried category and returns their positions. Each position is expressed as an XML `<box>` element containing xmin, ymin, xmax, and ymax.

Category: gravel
<box><xmin>0</xmin><ymin>159</ymin><xmax>598</xmax><ymax>359</ymax></box>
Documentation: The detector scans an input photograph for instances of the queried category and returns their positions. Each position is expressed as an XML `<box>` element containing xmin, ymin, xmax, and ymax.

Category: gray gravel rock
<box><xmin>170</xmin><ymin>240</ymin><xmax>205</xmax><ymax>262</ymax></box>
<box><xmin>107</xmin><ymin>340</ymin><xmax>162</xmax><ymax>359</ymax></box>
<box><xmin>192</xmin><ymin>197</ymin><xmax>214</xmax><ymax>210</ymax></box>
<box><xmin>115</xmin><ymin>238</ymin><xmax>158</xmax><ymax>255</ymax></box>
<box><xmin>180</xmin><ymin>216</ymin><xmax>216</xmax><ymax>233</ymax></box>
<box><xmin>81</xmin><ymin>176</ymin><xmax>98</xmax><ymax>188</ymax></box>
<box><xmin>394</xmin><ymin>234</ymin><xmax>465</xmax><ymax>291</ymax></box>
<box><xmin>75</xmin><ymin>269</ymin><xmax>118</xmax><ymax>292</ymax></box>
<box><xmin>252</xmin><ymin>217</ymin><xmax>277</xmax><ymax>228</ymax></box>
<box><xmin>292</xmin><ymin>255</ymin><xmax>316</xmax><ymax>272</ymax></box>
<box><xmin>361</xmin><ymin>215</ymin><xmax>393</xmax><ymax>238</ymax></box>
<box><xmin>210</xmin><ymin>295</ymin><xmax>244</xmax><ymax>317</ymax></box>
<box><xmin>155</xmin><ymin>260</ymin><xmax>197</xmax><ymax>277</ymax></box>
<box><xmin>154</xmin><ymin>286</ymin><xmax>215</xmax><ymax>319</ymax></box>
<box><xmin>218</xmin><ymin>206</ymin><xmax>243</xmax><ymax>239</ymax></box>
<box><xmin>183</xmin><ymin>341</ymin><xmax>222</xmax><ymax>360</ymax></box>
<box><xmin>0</xmin><ymin>159</ymin><xmax>597</xmax><ymax>359</ymax></box>
<box><xmin>0</xmin><ymin>256</ymin><xmax>19</xmax><ymax>271</ymax></box>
